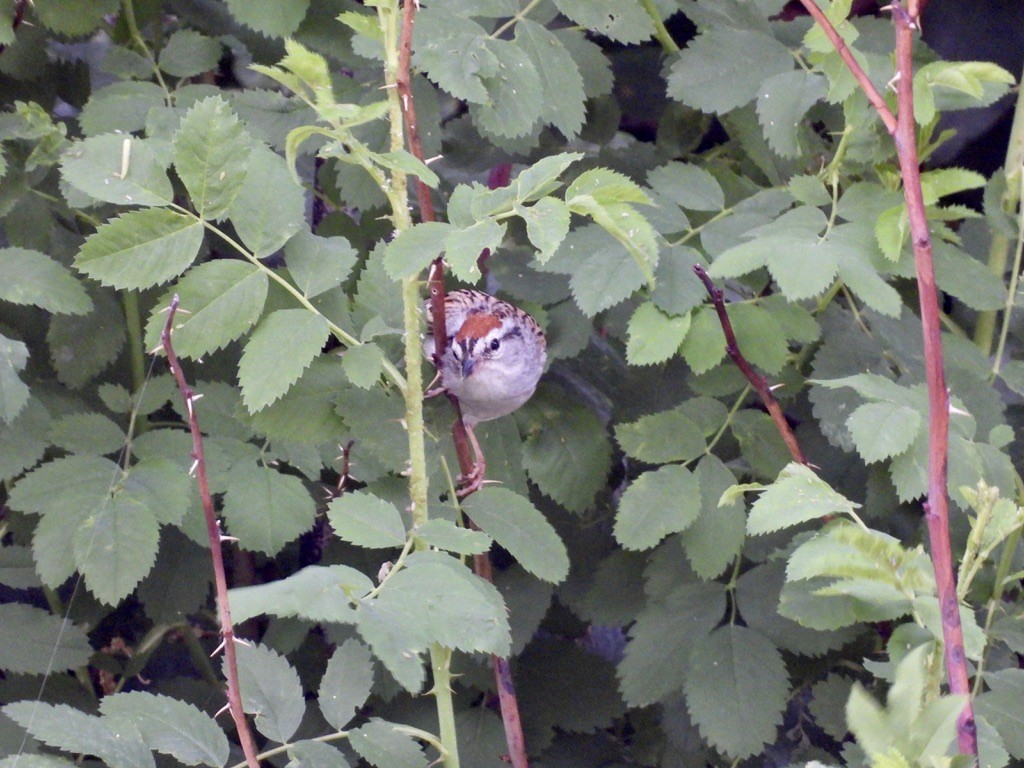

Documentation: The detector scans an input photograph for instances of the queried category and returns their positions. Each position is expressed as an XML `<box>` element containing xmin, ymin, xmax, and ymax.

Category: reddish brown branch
<box><xmin>397</xmin><ymin>0</ymin><xmax>436</xmax><ymax>224</ymax></box>
<box><xmin>159</xmin><ymin>296</ymin><xmax>261</xmax><ymax>768</ymax></box>
<box><xmin>692</xmin><ymin>265</ymin><xmax>807</xmax><ymax>465</ymax></box>
<box><xmin>795</xmin><ymin>0</ymin><xmax>976</xmax><ymax>759</ymax></box>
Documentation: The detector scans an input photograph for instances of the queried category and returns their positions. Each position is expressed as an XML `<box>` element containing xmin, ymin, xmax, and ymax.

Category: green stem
<box><xmin>120</xmin><ymin>0</ymin><xmax>171</xmax><ymax>99</ymax></box>
<box><xmin>975</xmin><ymin>58</ymin><xmax>1024</xmax><ymax>355</ymax></box>
<box><xmin>429</xmin><ymin>643</ymin><xmax>460</xmax><ymax>768</ymax></box>
<box><xmin>122</xmin><ymin>290</ymin><xmax>147</xmax><ymax>393</ymax></box>
<box><xmin>490</xmin><ymin>0</ymin><xmax>542</xmax><ymax>38</ymax></box>
<box><xmin>971</xmin><ymin>521</ymin><xmax>1023</xmax><ymax>697</ymax></box>
<box><xmin>990</xmin><ymin>170</ymin><xmax>1024</xmax><ymax>380</ymax></box>
<box><xmin>638</xmin><ymin>0</ymin><xmax>680</xmax><ymax>53</ymax></box>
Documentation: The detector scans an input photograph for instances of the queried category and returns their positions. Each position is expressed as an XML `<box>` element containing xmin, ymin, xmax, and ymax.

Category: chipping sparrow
<box><xmin>424</xmin><ymin>289</ymin><xmax>547</xmax><ymax>493</ymax></box>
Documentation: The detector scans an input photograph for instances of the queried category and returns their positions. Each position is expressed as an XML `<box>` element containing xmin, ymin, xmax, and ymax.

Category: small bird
<box><xmin>424</xmin><ymin>289</ymin><xmax>546</xmax><ymax>494</ymax></box>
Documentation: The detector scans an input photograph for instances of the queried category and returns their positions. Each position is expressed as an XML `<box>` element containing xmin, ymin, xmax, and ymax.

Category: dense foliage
<box><xmin>1</xmin><ymin>1</ymin><xmax>1023</xmax><ymax>767</ymax></box>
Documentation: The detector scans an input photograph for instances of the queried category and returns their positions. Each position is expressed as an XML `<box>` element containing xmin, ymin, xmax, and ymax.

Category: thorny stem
<box><xmin>796</xmin><ymin>0</ymin><xmax>977</xmax><ymax>757</ymax></box>
<box><xmin>693</xmin><ymin>265</ymin><xmax>806</xmax><ymax>465</ymax></box>
<box><xmin>159</xmin><ymin>297</ymin><xmax>260</xmax><ymax>768</ymax></box>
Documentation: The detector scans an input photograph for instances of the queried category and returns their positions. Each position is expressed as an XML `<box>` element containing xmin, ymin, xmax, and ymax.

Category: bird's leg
<box><xmin>453</xmin><ymin>416</ymin><xmax>486</xmax><ymax>498</ymax></box>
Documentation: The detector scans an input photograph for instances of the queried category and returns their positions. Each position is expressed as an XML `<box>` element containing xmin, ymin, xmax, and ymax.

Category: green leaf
<box><xmin>48</xmin><ymin>288</ymin><xmax>126</xmax><ymax>389</ymax></box>
<box><xmin>235</xmin><ymin>642</ymin><xmax>305</xmax><ymax>743</ymax></box>
<box><xmin>226</xmin><ymin>0</ymin><xmax>310</xmax><ymax>37</ymax></box>
<box><xmin>680</xmin><ymin>456</ymin><xmax>747</xmax><ymax>579</ymax></box>
<box><xmin>847</xmin><ymin>401</ymin><xmax>922</xmax><ymax>464</ymax></box>
<box><xmin>615</xmin><ymin>464</ymin><xmax>702</xmax><ymax>550</ymax></box>
<box><xmin>173</xmin><ymin>96</ymin><xmax>253</xmax><ymax>220</ymax></box>
<box><xmin>383</xmin><ymin>221</ymin><xmax>452</xmax><ymax>280</ymax></box>
<box><xmin>327</xmin><ymin>491</ymin><xmax>407</xmax><ymax>549</ymax></box>
<box><xmin>683</xmin><ymin>625</ymin><xmax>789</xmax><ymax>759</ymax></box>
<box><xmin>564</xmin><ymin>227</ymin><xmax>648</xmax><ymax>316</ymax></box>
<box><xmin>567</xmin><ymin>168</ymin><xmax>652</xmax><ymax>207</ymax></box>
<box><xmin>756</xmin><ymin>70</ymin><xmax>827</xmax><ymax>158</ymax></box>
<box><xmin>747</xmin><ymin>463</ymin><xmax>858</xmax><ymax>535</ymax></box>
<box><xmin>34</xmin><ymin>0</ymin><xmax>119</xmax><ymax>35</ymax></box>
<box><xmin>318</xmin><ymin>639</ymin><xmax>374</xmax><ymax>731</ymax></box>
<box><xmin>413</xmin><ymin>519</ymin><xmax>492</xmax><ymax>555</ymax></box>
<box><xmin>875</xmin><ymin>205</ymin><xmax>908</xmax><ymax>261</ymax></box>
<box><xmin>0</xmin><ymin>247</ymin><xmax>92</xmax><ymax>315</ymax></box>
<box><xmin>445</xmin><ymin>218</ymin><xmax>506</xmax><ymax>282</ymax></box>
<box><xmin>626</xmin><ymin>302</ymin><xmax>691</xmax><ymax>366</ymax></box>
<box><xmin>667</xmin><ymin>28</ymin><xmax>794</xmax><ymax>115</ymax></box>
<box><xmin>226</xmin><ymin>143</ymin><xmax>306</xmax><ymax>258</ymax></box>
<box><xmin>552</xmin><ymin>0</ymin><xmax>655</xmax><ymax>44</ymax></box>
<box><xmin>412</xmin><ymin>12</ymin><xmax>494</xmax><ymax>103</ymax></box>
<box><xmin>357</xmin><ymin>552</ymin><xmax>510</xmax><ymax>689</ymax></box>
<box><xmin>78</xmin><ymin>82</ymin><xmax>167</xmax><ymax>136</ymax></box>
<box><xmin>517</xmin><ymin>384</ymin><xmax>613</xmax><ymax>513</ymax></box>
<box><xmin>61</xmin><ymin>134</ymin><xmax>173</xmax><ymax>207</ymax></box>
<box><xmin>147</xmin><ymin>260</ymin><xmax>269</xmax><ymax>359</ymax></box>
<box><xmin>349</xmin><ymin>719</ymin><xmax>429</xmax><ymax>768</ymax></box>
<box><xmin>222</xmin><ymin>464</ymin><xmax>316</xmax><ymax>556</ymax></box>
<box><xmin>680</xmin><ymin>305</ymin><xmax>727</xmax><ymax>374</ymax></box>
<box><xmin>239</xmin><ymin>309</ymin><xmax>329</xmax><ymax>412</ymax></box>
<box><xmin>250</xmin><ymin>357</ymin><xmax>346</xmax><ymax>443</ymax></box>
<box><xmin>73</xmin><ymin>493</ymin><xmax>160</xmax><ymax>605</ymax></box>
<box><xmin>473</xmin><ymin>39</ymin><xmax>544</xmax><ymax>139</ymax></box>
<box><xmin>515</xmin><ymin>152</ymin><xmax>584</xmax><ymax>201</ymax></box>
<box><xmin>517</xmin><ymin>197</ymin><xmax>570</xmax><ymax>261</ymax></box>
<box><xmin>76</xmin><ymin>208</ymin><xmax>204</xmax><ymax>290</ymax></box>
<box><xmin>727</xmin><ymin>303</ymin><xmax>789</xmax><ymax>374</ymax></box>
<box><xmin>3</xmin><ymin>702</ymin><xmax>153</xmax><ymax>768</ymax></box>
<box><xmin>285</xmin><ymin>230</ymin><xmax>357</xmax><ymax>299</ymax></box>
<box><xmin>462</xmin><ymin>487</ymin><xmax>569</xmax><ymax>584</ymax></box>
<box><xmin>158</xmin><ymin>30</ymin><xmax>224</xmax><ymax>78</ymax></box>
<box><xmin>229</xmin><ymin>564</ymin><xmax>373</xmax><ymax>625</ymax></box>
<box><xmin>286</xmin><ymin>741</ymin><xmax>351</xmax><ymax>768</ymax></box>
<box><xmin>615</xmin><ymin>404</ymin><xmax>706</xmax><ymax>465</ymax></box>
<box><xmin>0</xmin><ymin>603</ymin><xmax>92</xmax><ymax>674</ymax></box>
<box><xmin>515</xmin><ymin>19</ymin><xmax>586</xmax><ymax>137</ymax></box>
<box><xmin>0</xmin><ymin>335</ymin><xmax>29</xmax><ymax>424</ymax></box>
<box><xmin>0</xmin><ymin>397</ymin><xmax>50</xmax><ymax>480</ymax></box>
<box><xmin>647</xmin><ymin>162</ymin><xmax>725</xmax><ymax>212</ymax></box>
<box><xmin>50</xmin><ymin>412</ymin><xmax>126</xmax><ymax>456</ymax></box>
<box><xmin>341</xmin><ymin>342</ymin><xmax>385</xmax><ymax>389</ymax></box>
<box><xmin>100</xmin><ymin>692</ymin><xmax>229</xmax><ymax>768</ymax></box>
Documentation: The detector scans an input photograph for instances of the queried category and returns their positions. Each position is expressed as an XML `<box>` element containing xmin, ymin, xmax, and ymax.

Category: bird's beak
<box><xmin>461</xmin><ymin>356</ymin><xmax>475</xmax><ymax>378</ymax></box>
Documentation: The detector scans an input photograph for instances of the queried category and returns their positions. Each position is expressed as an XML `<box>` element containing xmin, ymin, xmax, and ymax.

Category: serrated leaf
<box><xmin>286</xmin><ymin>740</ymin><xmax>352</xmax><ymax>768</ymax></box>
<box><xmin>474</xmin><ymin>39</ymin><xmax>544</xmax><ymax>139</ymax></box>
<box><xmin>357</xmin><ymin>552</ymin><xmax>510</xmax><ymax>689</ymax></box>
<box><xmin>173</xmin><ymin>96</ymin><xmax>253</xmax><ymax>220</ymax></box>
<box><xmin>34</xmin><ymin>0</ymin><xmax>119</xmax><ymax>35</ymax></box>
<box><xmin>412</xmin><ymin>12</ymin><xmax>494</xmax><ymax>103</ymax></box>
<box><xmin>552</xmin><ymin>0</ymin><xmax>654</xmax><ymax>44</ymax></box>
<box><xmin>100</xmin><ymin>692</ymin><xmax>229</xmax><ymax>768</ymax></box>
<box><xmin>647</xmin><ymin>162</ymin><xmax>725</xmax><ymax>212</ymax></box>
<box><xmin>615</xmin><ymin>464</ymin><xmax>702</xmax><ymax>550</ymax></box>
<box><xmin>0</xmin><ymin>335</ymin><xmax>29</xmax><ymax>424</ymax></box>
<box><xmin>285</xmin><ymin>230</ymin><xmax>357</xmax><ymax>298</ymax></box>
<box><xmin>515</xmin><ymin>152</ymin><xmax>584</xmax><ymax>201</ymax></box>
<box><xmin>222</xmin><ymin>464</ymin><xmax>316</xmax><ymax>555</ymax></box>
<box><xmin>876</xmin><ymin>205</ymin><xmax>908</xmax><ymax>261</ymax></box>
<box><xmin>79</xmin><ymin>82</ymin><xmax>167</xmax><ymax>136</ymax></box>
<box><xmin>683</xmin><ymin>625</ymin><xmax>789</xmax><ymax>759</ymax></box>
<box><xmin>50</xmin><ymin>412</ymin><xmax>126</xmax><ymax>455</ymax></box>
<box><xmin>756</xmin><ymin>70</ymin><xmax>827</xmax><ymax>158</ymax></box>
<box><xmin>318</xmin><ymin>639</ymin><xmax>373</xmax><ymax>731</ymax></box>
<box><xmin>61</xmin><ymin>134</ymin><xmax>173</xmax><ymax>207</ymax></box>
<box><xmin>726</xmin><ymin>303</ymin><xmax>789</xmax><ymax>374</ymax></box>
<box><xmin>73</xmin><ymin>492</ymin><xmax>159</xmax><ymax>605</ymax></box>
<box><xmin>517</xmin><ymin>384</ymin><xmax>612</xmax><ymax>512</ymax></box>
<box><xmin>567</xmin><ymin>168</ymin><xmax>652</xmax><ymax>206</ymax></box>
<box><xmin>235</xmin><ymin>642</ymin><xmax>305</xmax><ymax>743</ymax></box>
<box><xmin>568</xmin><ymin>196</ymin><xmax>658</xmax><ymax>286</ymax></box>
<box><xmin>413</xmin><ymin>519</ymin><xmax>492</xmax><ymax>555</ymax></box>
<box><xmin>3</xmin><ymin>702</ymin><xmax>153</xmax><ymax>768</ymax></box>
<box><xmin>147</xmin><ymin>260</ymin><xmax>269</xmax><ymax>359</ymax></box>
<box><xmin>847</xmin><ymin>401</ymin><xmax>922</xmax><ymax>464</ymax></box>
<box><xmin>349</xmin><ymin>719</ymin><xmax>428</xmax><ymax>768</ymax></box>
<box><xmin>667</xmin><ymin>28</ymin><xmax>794</xmax><ymax>114</ymax></box>
<box><xmin>445</xmin><ymin>218</ymin><xmax>505</xmax><ymax>281</ymax></box>
<box><xmin>229</xmin><ymin>564</ymin><xmax>373</xmax><ymax>625</ymax></box>
<box><xmin>226</xmin><ymin>143</ymin><xmax>305</xmax><ymax>258</ymax></box>
<box><xmin>76</xmin><ymin>209</ymin><xmax>204</xmax><ymax>290</ymax></box>
<box><xmin>462</xmin><ymin>487</ymin><xmax>569</xmax><ymax>584</ymax></box>
<box><xmin>158</xmin><ymin>30</ymin><xmax>223</xmax><ymax>78</ymax></box>
<box><xmin>383</xmin><ymin>221</ymin><xmax>452</xmax><ymax>279</ymax></box>
<box><xmin>626</xmin><ymin>302</ymin><xmax>691</xmax><ymax>366</ymax></box>
<box><xmin>615</xmin><ymin>405</ymin><xmax>706</xmax><ymax>465</ymax></box>
<box><xmin>515</xmin><ymin>19</ymin><xmax>586</xmax><ymax>137</ymax></box>
<box><xmin>226</xmin><ymin>0</ymin><xmax>310</xmax><ymax>37</ymax></box>
<box><xmin>747</xmin><ymin>463</ymin><xmax>858</xmax><ymax>535</ymax></box>
<box><xmin>680</xmin><ymin>456</ymin><xmax>746</xmax><ymax>579</ymax></box>
<box><xmin>239</xmin><ymin>309</ymin><xmax>329</xmax><ymax>412</ymax></box>
<box><xmin>327</xmin><ymin>491</ymin><xmax>406</xmax><ymax>549</ymax></box>
<box><xmin>0</xmin><ymin>248</ymin><xmax>90</xmax><ymax>315</ymax></box>
<box><xmin>48</xmin><ymin>288</ymin><xmax>125</xmax><ymax>388</ymax></box>
<box><xmin>0</xmin><ymin>603</ymin><xmax>92</xmax><ymax>674</ymax></box>
<box><xmin>517</xmin><ymin>197</ymin><xmax>570</xmax><ymax>260</ymax></box>
<box><xmin>565</xmin><ymin>228</ymin><xmax>648</xmax><ymax>316</ymax></box>
<box><xmin>341</xmin><ymin>342</ymin><xmax>385</xmax><ymax>389</ymax></box>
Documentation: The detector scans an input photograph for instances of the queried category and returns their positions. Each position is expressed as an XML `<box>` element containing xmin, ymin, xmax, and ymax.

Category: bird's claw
<box><xmin>456</xmin><ymin>461</ymin><xmax>486</xmax><ymax>498</ymax></box>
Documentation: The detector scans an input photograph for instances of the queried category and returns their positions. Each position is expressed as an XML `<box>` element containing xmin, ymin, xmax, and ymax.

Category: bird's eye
<box><xmin>489</xmin><ymin>339</ymin><xmax>501</xmax><ymax>351</ymax></box>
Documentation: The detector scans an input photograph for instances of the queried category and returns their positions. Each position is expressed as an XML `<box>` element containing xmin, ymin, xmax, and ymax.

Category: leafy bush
<box><xmin>1</xmin><ymin>1</ymin><xmax>1023</xmax><ymax>767</ymax></box>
